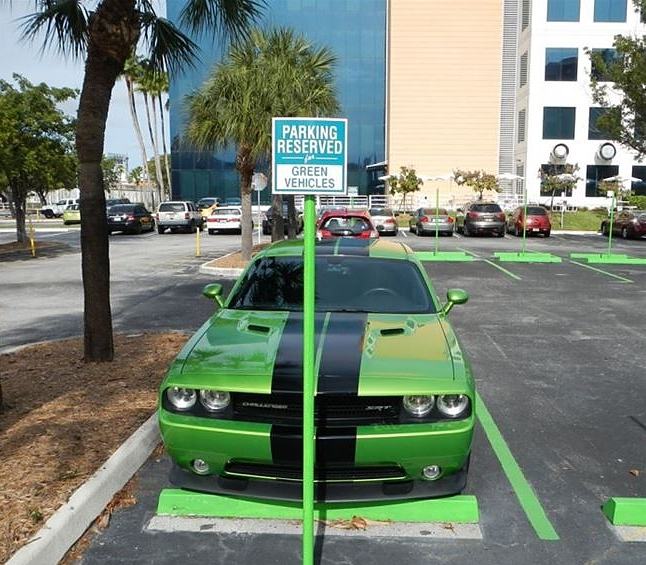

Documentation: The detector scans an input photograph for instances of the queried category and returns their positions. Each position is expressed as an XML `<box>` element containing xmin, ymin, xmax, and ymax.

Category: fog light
<box><xmin>192</xmin><ymin>459</ymin><xmax>210</xmax><ymax>475</ymax></box>
<box><xmin>422</xmin><ymin>465</ymin><xmax>441</xmax><ymax>480</ymax></box>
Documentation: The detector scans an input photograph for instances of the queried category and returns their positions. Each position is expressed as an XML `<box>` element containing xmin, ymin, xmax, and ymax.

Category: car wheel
<box><xmin>43</xmin><ymin>210</ymin><xmax>54</xmax><ymax>219</ymax></box>
<box><xmin>544</xmin><ymin>230</ymin><xmax>551</xmax><ymax>238</ymax></box>
<box><xmin>208</xmin><ymin>229</ymin><xmax>216</xmax><ymax>235</ymax></box>
<box><xmin>463</xmin><ymin>224</ymin><xmax>470</xmax><ymax>237</ymax></box>
<box><xmin>600</xmin><ymin>222</ymin><xmax>608</xmax><ymax>236</ymax></box>
<box><xmin>497</xmin><ymin>230</ymin><xmax>504</xmax><ymax>238</ymax></box>
<box><xmin>157</xmin><ymin>226</ymin><xmax>165</xmax><ymax>234</ymax></box>
<box><xmin>621</xmin><ymin>227</ymin><xmax>629</xmax><ymax>239</ymax></box>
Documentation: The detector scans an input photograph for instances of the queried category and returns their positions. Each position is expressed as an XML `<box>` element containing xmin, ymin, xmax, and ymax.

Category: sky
<box><xmin>0</xmin><ymin>1</ymin><xmax>169</xmax><ymax>171</ymax></box>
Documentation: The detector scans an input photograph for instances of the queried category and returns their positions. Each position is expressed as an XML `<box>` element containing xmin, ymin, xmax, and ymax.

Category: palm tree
<box><xmin>123</xmin><ymin>56</ymin><xmax>150</xmax><ymax>191</ymax></box>
<box><xmin>185</xmin><ymin>27</ymin><xmax>339</xmax><ymax>260</ymax></box>
<box><xmin>19</xmin><ymin>0</ymin><xmax>264</xmax><ymax>362</ymax></box>
<box><xmin>157</xmin><ymin>75</ymin><xmax>172</xmax><ymax>199</ymax></box>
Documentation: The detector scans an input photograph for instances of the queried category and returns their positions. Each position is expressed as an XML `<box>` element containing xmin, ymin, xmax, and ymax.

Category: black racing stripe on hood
<box><xmin>270</xmin><ymin>426</ymin><xmax>356</xmax><ymax>467</ymax></box>
<box><xmin>271</xmin><ymin>312</ymin><xmax>325</xmax><ymax>394</ymax></box>
<box><xmin>317</xmin><ymin>313</ymin><xmax>368</xmax><ymax>395</ymax></box>
<box><xmin>336</xmin><ymin>238</ymin><xmax>371</xmax><ymax>256</ymax></box>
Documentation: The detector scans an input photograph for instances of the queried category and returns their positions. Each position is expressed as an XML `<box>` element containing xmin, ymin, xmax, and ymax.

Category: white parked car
<box><xmin>41</xmin><ymin>198</ymin><xmax>79</xmax><ymax>218</ymax></box>
<box><xmin>207</xmin><ymin>206</ymin><xmax>242</xmax><ymax>234</ymax></box>
<box><xmin>156</xmin><ymin>201</ymin><xmax>203</xmax><ymax>234</ymax></box>
<box><xmin>368</xmin><ymin>207</ymin><xmax>399</xmax><ymax>236</ymax></box>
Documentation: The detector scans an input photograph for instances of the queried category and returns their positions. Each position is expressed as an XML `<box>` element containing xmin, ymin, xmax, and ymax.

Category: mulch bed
<box><xmin>207</xmin><ymin>243</ymin><xmax>268</xmax><ymax>269</ymax></box>
<box><xmin>0</xmin><ymin>332</ymin><xmax>188</xmax><ymax>563</ymax></box>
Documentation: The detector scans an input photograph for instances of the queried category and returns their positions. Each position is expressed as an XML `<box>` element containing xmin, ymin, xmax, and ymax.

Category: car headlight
<box><xmin>437</xmin><ymin>394</ymin><xmax>469</xmax><ymax>417</ymax></box>
<box><xmin>166</xmin><ymin>387</ymin><xmax>197</xmax><ymax>411</ymax></box>
<box><xmin>199</xmin><ymin>390</ymin><xmax>231</xmax><ymax>412</ymax></box>
<box><xmin>403</xmin><ymin>395</ymin><xmax>435</xmax><ymax>417</ymax></box>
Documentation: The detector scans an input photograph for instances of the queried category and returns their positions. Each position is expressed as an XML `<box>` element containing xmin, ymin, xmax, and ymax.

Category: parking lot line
<box><xmin>476</xmin><ymin>391</ymin><xmax>560</xmax><ymax>541</ymax></box>
<box><xmin>568</xmin><ymin>260</ymin><xmax>634</xmax><ymax>284</ymax></box>
<box><xmin>483</xmin><ymin>259</ymin><xmax>522</xmax><ymax>281</ymax></box>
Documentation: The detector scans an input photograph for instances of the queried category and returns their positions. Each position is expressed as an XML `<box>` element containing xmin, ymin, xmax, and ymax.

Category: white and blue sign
<box><xmin>272</xmin><ymin>117</ymin><xmax>348</xmax><ymax>195</ymax></box>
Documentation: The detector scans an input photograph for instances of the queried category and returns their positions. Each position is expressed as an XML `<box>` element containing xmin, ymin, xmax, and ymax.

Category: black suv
<box><xmin>456</xmin><ymin>202</ymin><xmax>506</xmax><ymax>237</ymax></box>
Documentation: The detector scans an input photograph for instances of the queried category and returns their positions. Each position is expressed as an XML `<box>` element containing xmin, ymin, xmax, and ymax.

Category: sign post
<box><xmin>272</xmin><ymin>117</ymin><xmax>348</xmax><ymax>565</ymax></box>
<box><xmin>252</xmin><ymin>172</ymin><xmax>268</xmax><ymax>244</ymax></box>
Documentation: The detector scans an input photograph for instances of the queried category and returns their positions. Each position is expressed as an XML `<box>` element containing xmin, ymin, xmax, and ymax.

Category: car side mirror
<box><xmin>203</xmin><ymin>283</ymin><xmax>224</xmax><ymax>307</ymax></box>
<box><xmin>441</xmin><ymin>288</ymin><xmax>468</xmax><ymax>316</ymax></box>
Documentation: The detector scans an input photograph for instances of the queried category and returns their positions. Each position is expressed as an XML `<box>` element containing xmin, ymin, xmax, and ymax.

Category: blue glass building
<box><xmin>167</xmin><ymin>0</ymin><xmax>386</xmax><ymax>202</ymax></box>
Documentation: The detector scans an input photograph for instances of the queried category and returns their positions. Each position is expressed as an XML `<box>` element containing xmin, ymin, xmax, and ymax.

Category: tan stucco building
<box><xmin>387</xmin><ymin>0</ymin><xmax>505</xmax><ymax>206</ymax></box>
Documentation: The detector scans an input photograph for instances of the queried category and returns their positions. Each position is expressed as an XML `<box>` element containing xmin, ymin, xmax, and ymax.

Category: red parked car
<box><xmin>506</xmin><ymin>206</ymin><xmax>551</xmax><ymax>237</ymax></box>
<box><xmin>317</xmin><ymin>210</ymin><xmax>379</xmax><ymax>239</ymax></box>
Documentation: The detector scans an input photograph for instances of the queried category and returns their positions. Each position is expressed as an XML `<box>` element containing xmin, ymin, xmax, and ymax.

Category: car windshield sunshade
<box><xmin>229</xmin><ymin>256</ymin><xmax>435</xmax><ymax>313</ymax></box>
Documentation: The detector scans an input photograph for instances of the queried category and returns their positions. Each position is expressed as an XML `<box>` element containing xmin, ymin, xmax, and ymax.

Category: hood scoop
<box><xmin>380</xmin><ymin>327</ymin><xmax>405</xmax><ymax>337</ymax></box>
<box><xmin>247</xmin><ymin>324</ymin><xmax>271</xmax><ymax>334</ymax></box>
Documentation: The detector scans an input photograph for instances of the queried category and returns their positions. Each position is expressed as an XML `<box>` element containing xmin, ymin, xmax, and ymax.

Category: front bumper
<box><xmin>160</xmin><ymin>410</ymin><xmax>474</xmax><ymax>502</ymax></box>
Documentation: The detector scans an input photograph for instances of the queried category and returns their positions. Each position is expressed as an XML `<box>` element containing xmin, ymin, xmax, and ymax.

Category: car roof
<box><xmin>256</xmin><ymin>238</ymin><xmax>415</xmax><ymax>261</ymax></box>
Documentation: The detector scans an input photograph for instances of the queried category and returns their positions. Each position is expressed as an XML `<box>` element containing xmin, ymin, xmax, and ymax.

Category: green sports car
<box><xmin>159</xmin><ymin>238</ymin><xmax>475</xmax><ymax>502</ymax></box>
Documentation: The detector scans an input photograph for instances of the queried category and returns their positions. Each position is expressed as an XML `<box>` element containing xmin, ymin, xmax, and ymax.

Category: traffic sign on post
<box><xmin>272</xmin><ymin>117</ymin><xmax>348</xmax><ymax>195</ymax></box>
<box><xmin>252</xmin><ymin>173</ymin><xmax>267</xmax><ymax>243</ymax></box>
<box><xmin>272</xmin><ymin>117</ymin><xmax>347</xmax><ymax>565</ymax></box>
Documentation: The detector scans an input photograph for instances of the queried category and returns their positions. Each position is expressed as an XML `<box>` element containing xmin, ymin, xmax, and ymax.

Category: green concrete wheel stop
<box><xmin>602</xmin><ymin>498</ymin><xmax>646</xmax><ymax>526</ymax></box>
<box><xmin>494</xmin><ymin>252</ymin><xmax>562</xmax><ymax>263</ymax></box>
<box><xmin>570</xmin><ymin>253</ymin><xmax>646</xmax><ymax>265</ymax></box>
<box><xmin>157</xmin><ymin>489</ymin><xmax>479</xmax><ymax>524</ymax></box>
<box><xmin>416</xmin><ymin>251</ymin><xmax>474</xmax><ymax>262</ymax></box>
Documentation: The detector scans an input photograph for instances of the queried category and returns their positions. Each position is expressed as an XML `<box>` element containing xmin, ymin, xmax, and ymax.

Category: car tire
<box><xmin>463</xmin><ymin>224</ymin><xmax>471</xmax><ymax>237</ymax></box>
<box><xmin>43</xmin><ymin>210</ymin><xmax>54</xmax><ymax>219</ymax></box>
<box><xmin>544</xmin><ymin>230</ymin><xmax>551</xmax><ymax>238</ymax></box>
<box><xmin>621</xmin><ymin>227</ymin><xmax>629</xmax><ymax>239</ymax></box>
<box><xmin>157</xmin><ymin>226</ymin><xmax>165</xmax><ymax>234</ymax></box>
<box><xmin>497</xmin><ymin>230</ymin><xmax>504</xmax><ymax>238</ymax></box>
<box><xmin>208</xmin><ymin>229</ymin><xmax>216</xmax><ymax>235</ymax></box>
<box><xmin>601</xmin><ymin>222</ymin><xmax>608</xmax><ymax>236</ymax></box>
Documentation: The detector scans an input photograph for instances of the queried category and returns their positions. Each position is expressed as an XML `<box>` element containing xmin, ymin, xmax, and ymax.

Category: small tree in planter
<box><xmin>538</xmin><ymin>163</ymin><xmax>580</xmax><ymax>209</ymax></box>
<box><xmin>388</xmin><ymin>166</ymin><xmax>423</xmax><ymax>211</ymax></box>
<box><xmin>453</xmin><ymin>169</ymin><xmax>500</xmax><ymax>201</ymax></box>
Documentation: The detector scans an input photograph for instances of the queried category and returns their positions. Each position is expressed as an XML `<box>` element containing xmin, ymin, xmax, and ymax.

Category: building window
<box><xmin>588</xmin><ymin>107</ymin><xmax>612</xmax><ymax>140</ymax></box>
<box><xmin>518</xmin><ymin>109</ymin><xmax>526</xmax><ymax>142</ymax></box>
<box><xmin>545</xmin><ymin>48</ymin><xmax>578</xmax><ymax>81</ymax></box>
<box><xmin>522</xmin><ymin>0</ymin><xmax>531</xmax><ymax>30</ymax></box>
<box><xmin>590</xmin><ymin>48</ymin><xmax>619</xmax><ymax>82</ymax></box>
<box><xmin>543</xmin><ymin>107</ymin><xmax>576</xmax><ymax>139</ymax></box>
<box><xmin>632</xmin><ymin>166</ymin><xmax>646</xmax><ymax>195</ymax></box>
<box><xmin>547</xmin><ymin>0</ymin><xmax>580</xmax><ymax>22</ymax></box>
<box><xmin>594</xmin><ymin>0</ymin><xmax>627</xmax><ymax>22</ymax></box>
<box><xmin>519</xmin><ymin>52</ymin><xmax>529</xmax><ymax>87</ymax></box>
<box><xmin>586</xmin><ymin>165</ymin><xmax>619</xmax><ymax>196</ymax></box>
<box><xmin>516</xmin><ymin>164</ymin><xmax>525</xmax><ymax>196</ymax></box>
<box><xmin>540</xmin><ymin>164</ymin><xmax>574</xmax><ymax>196</ymax></box>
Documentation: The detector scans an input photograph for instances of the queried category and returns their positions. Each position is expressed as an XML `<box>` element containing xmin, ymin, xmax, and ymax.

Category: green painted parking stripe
<box><xmin>483</xmin><ymin>259</ymin><xmax>522</xmax><ymax>281</ymax></box>
<box><xmin>568</xmin><ymin>260</ymin><xmax>633</xmax><ymax>283</ymax></box>
<box><xmin>476</xmin><ymin>391</ymin><xmax>559</xmax><ymax>541</ymax></box>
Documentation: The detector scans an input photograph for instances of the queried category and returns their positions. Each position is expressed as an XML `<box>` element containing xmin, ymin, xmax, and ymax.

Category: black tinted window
<box><xmin>229</xmin><ymin>256</ymin><xmax>435</xmax><ymax>314</ymax></box>
<box><xmin>110</xmin><ymin>205</ymin><xmax>135</xmax><ymax>213</ymax></box>
<box><xmin>322</xmin><ymin>216</ymin><xmax>370</xmax><ymax>233</ymax></box>
<box><xmin>471</xmin><ymin>204</ymin><xmax>502</xmax><ymax>213</ymax></box>
<box><xmin>422</xmin><ymin>208</ymin><xmax>448</xmax><ymax>215</ymax></box>
<box><xmin>160</xmin><ymin>203</ymin><xmax>186</xmax><ymax>212</ymax></box>
<box><xmin>369</xmin><ymin>208</ymin><xmax>393</xmax><ymax>216</ymax></box>
<box><xmin>526</xmin><ymin>206</ymin><xmax>547</xmax><ymax>215</ymax></box>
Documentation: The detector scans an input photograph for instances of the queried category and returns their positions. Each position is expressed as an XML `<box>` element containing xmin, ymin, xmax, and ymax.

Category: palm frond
<box><xmin>20</xmin><ymin>0</ymin><xmax>89</xmax><ymax>59</ymax></box>
<box><xmin>139</xmin><ymin>12</ymin><xmax>200</xmax><ymax>73</ymax></box>
<box><xmin>180</xmin><ymin>0</ymin><xmax>265</xmax><ymax>41</ymax></box>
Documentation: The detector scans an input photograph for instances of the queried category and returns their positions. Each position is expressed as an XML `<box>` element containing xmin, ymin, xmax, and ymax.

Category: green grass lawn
<box><xmin>548</xmin><ymin>209</ymin><xmax>607</xmax><ymax>231</ymax></box>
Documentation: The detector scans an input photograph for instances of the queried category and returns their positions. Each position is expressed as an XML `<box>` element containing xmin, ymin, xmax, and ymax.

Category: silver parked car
<box><xmin>156</xmin><ymin>201</ymin><xmax>203</xmax><ymax>234</ymax></box>
<box><xmin>368</xmin><ymin>207</ymin><xmax>398</xmax><ymax>235</ymax></box>
<box><xmin>409</xmin><ymin>208</ymin><xmax>455</xmax><ymax>236</ymax></box>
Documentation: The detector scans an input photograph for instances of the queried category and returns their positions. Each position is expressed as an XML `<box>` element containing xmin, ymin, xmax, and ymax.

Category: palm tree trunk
<box><xmin>143</xmin><ymin>93</ymin><xmax>164</xmax><ymax>204</ymax></box>
<box><xmin>239</xmin><ymin>163</ymin><xmax>254</xmax><ymax>261</ymax></box>
<box><xmin>286</xmin><ymin>195</ymin><xmax>297</xmax><ymax>240</ymax></box>
<box><xmin>76</xmin><ymin>0</ymin><xmax>139</xmax><ymax>362</ymax></box>
<box><xmin>158</xmin><ymin>94</ymin><xmax>171</xmax><ymax>199</ymax></box>
<box><xmin>150</xmin><ymin>97</ymin><xmax>166</xmax><ymax>198</ymax></box>
<box><xmin>125</xmin><ymin>76</ymin><xmax>150</xmax><ymax>185</ymax></box>
<box><xmin>271</xmin><ymin>194</ymin><xmax>284</xmax><ymax>242</ymax></box>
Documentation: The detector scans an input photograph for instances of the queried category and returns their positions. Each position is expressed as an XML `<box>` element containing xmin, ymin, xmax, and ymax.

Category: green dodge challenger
<box><xmin>159</xmin><ymin>238</ymin><xmax>475</xmax><ymax>502</ymax></box>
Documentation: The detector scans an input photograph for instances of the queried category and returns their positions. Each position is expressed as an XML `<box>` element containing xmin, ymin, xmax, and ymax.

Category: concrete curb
<box><xmin>6</xmin><ymin>414</ymin><xmax>160</xmax><ymax>565</ymax></box>
<box><xmin>199</xmin><ymin>251</ymin><xmax>244</xmax><ymax>278</ymax></box>
<box><xmin>551</xmin><ymin>230</ymin><xmax>599</xmax><ymax>235</ymax></box>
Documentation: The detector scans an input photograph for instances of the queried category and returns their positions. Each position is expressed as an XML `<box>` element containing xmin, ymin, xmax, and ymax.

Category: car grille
<box><xmin>233</xmin><ymin>394</ymin><xmax>400</xmax><ymax>426</ymax></box>
<box><xmin>224</xmin><ymin>461</ymin><xmax>406</xmax><ymax>482</ymax></box>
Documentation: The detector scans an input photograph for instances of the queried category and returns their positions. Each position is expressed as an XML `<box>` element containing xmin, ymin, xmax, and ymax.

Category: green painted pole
<box><xmin>435</xmin><ymin>187</ymin><xmax>440</xmax><ymax>255</ymax></box>
<box><xmin>521</xmin><ymin>178</ymin><xmax>528</xmax><ymax>254</ymax></box>
<box><xmin>607</xmin><ymin>193</ymin><xmax>615</xmax><ymax>255</ymax></box>
<box><xmin>302</xmin><ymin>194</ymin><xmax>316</xmax><ymax>565</ymax></box>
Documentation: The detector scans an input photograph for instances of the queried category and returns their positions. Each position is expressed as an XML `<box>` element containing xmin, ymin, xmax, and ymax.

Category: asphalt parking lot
<box><xmin>2</xmin><ymin>227</ymin><xmax>646</xmax><ymax>563</ymax></box>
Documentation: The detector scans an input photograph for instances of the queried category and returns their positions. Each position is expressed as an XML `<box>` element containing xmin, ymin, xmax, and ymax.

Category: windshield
<box><xmin>159</xmin><ymin>203</ymin><xmax>186</xmax><ymax>212</ymax></box>
<box><xmin>211</xmin><ymin>208</ymin><xmax>241</xmax><ymax>216</ymax></box>
<box><xmin>229</xmin><ymin>256</ymin><xmax>435</xmax><ymax>313</ymax></box>
<box><xmin>321</xmin><ymin>216</ymin><xmax>370</xmax><ymax>233</ymax></box>
<box><xmin>369</xmin><ymin>208</ymin><xmax>393</xmax><ymax>216</ymax></box>
<box><xmin>109</xmin><ymin>205</ymin><xmax>135</xmax><ymax>214</ymax></box>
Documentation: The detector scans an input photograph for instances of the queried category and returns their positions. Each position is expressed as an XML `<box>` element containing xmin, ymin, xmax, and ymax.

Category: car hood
<box><xmin>167</xmin><ymin>310</ymin><xmax>462</xmax><ymax>396</ymax></box>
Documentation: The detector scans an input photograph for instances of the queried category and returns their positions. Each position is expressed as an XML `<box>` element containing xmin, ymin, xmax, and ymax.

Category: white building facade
<box><xmin>514</xmin><ymin>0</ymin><xmax>646</xmax><ymax>208</ymax></box>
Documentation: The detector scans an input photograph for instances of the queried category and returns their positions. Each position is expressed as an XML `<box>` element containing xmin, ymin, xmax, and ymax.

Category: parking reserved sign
<box><xmin>272</xmin><ymin>117</ymin><xmax>347</xmax><ymax>195</ymax></box>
